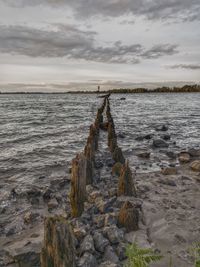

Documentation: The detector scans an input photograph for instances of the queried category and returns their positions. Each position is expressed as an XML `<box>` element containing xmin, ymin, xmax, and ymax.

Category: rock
<box><xmin>158</xmin><ymin>178</ymin><xmax>176</xmax><ymax>186</ymax></box>
<box><xmin>47</xmin><ymin>198</ymin><xmax>59</xmax><ymax>210</ymax></box>
<box><xmin>78</xmin><ymin>252</ymin><xmax>97</xmax><ymax>267</ymax></box>
<box><xmin>178</xmin><ymin>152</ymin><xmax>190</xmax><ymax>163</ymax></box>
<box><xmin>93</xmin><ymin>214</ymin><xmax>105</xmax><ymax>228</ymax></box>
<box><xmin>99</xmin><ymin>261</ymin><xmax>119</xmax><ymax>267</ymax></box>
<box><xmin>165</xmin><ymin>151</ymin><xmax>176</xmax><ymax>159</ymax></box>
<box><xmin>118</xmin><ymin>132</ymin><xmax>125</xmax><ymax>138</ymax></box>
<box><xmin>41</xmin><ymin>216</ymin><xmax>76</xmax><ymax>267</ymax></box>
<box><xmin>136</xmin><ymin>151</ymin><xmax>151</xmax><ymax>159</ymax></box>
<box><xmin>42</xmin><ymin>188</ymin><xmax>54</xmax><ymax>201</ymax></box>
<box><xmin>117</xmin><ymin>201</ymin><xmax>139</xmax><ymax>232</ymax></box>
<box><xmin>135</xmin><ymin>134</ymin><xmax>152</xmax><ymax>141</ymax></box>
<box><xmin>124</xmin><ymin>229</ymin><xmax>151</xmax><ymax>248</ymax></box>
<box><xmin>161</xmin><ymin>134</ymin><xmax>171</xmax><ymax>140</ymax></box>
<box><xmin>190</xmin><ymin>160</ymin><xmax>200</xmax><ymax>172</ymax></box>
<box><xmin>95</xmin><ymin>160</ymin><xmax>104</xmax><ymax>169</ymax></box>
<box><xmin>93</xmin><ymin>232</ymin><xmax>109</xmax><ymax>253</ymax></box>
<box><xmin>103</xmin><ymin>246</ymin><xmax>119</xmax><ymax>263</ymax></box>
<box><xmin>96</xmin><ymin>197</ymin><xmax>116</xmax><ymax>213</ymax></box>
<box><xmin>188</xmin><ymin>148</ymin><xmax>200</xmax><ymax>157</ymax></box>
<box><xmin>88</xmin><ymin>190</ymin><xmax>102</xmax><ymax>203</ymax></box>
<box><xmin>104</xmin><ymin>213</ymin><xmax>118</xmax><ymax>226</ymax></box>
<box><xmin>73</xmin><ymin>227</ymin><xmax>87</xmax><ymax>242</ymax></box>
<box><xmin>155</xmin><ymin>125</ymin><xmax>168</xmax><ymax>131</ymax></box>
<box><xmin>23</xmin><ymin>212</ymin><xmax>39</xmax><ymax>224</ymax></box>
<box><xmin>161</xmin><ymin>167</ymin><xmax>177</xmax><ymax>175</ymax></box>
<box><xmin>108</xmin><ymin>188</ymin><xmax>117</xmax><ymax>197</ymax></box>
<box><xmin>112</xmin><ymin>162</ymin><xmax>123</xmax><ymax>176</ymax></box>
<box><xmin>80</xmin><ymin>235</ymin><xmax>95</xmax><ymax>255</ymax></box>
<box><xmin>116</xmin><ymin>243</ymin><xmax>127</xmax><ymax>260</ymax></box>
<box><xmin>120</xmin><ymin>97</ymin><xmax>126</xmax><ymax>100</ymax></box>
<box><xmin>103</xmin><ymin>226</ymin><xmax>124</xmax><ymax>244</ymax></box>
<box><xmin>106</xmin><ymin>158</ymin><xmax>115</xmax><ymax>167</ymax></box>
<box><xmin>5</xmin><ymin>238</ymin><xmax>41</xmax><ymax>267</ymax></box>
<box><xmin>153</xmin><ymin>139</ymin><xmax>169</xmax><ymax>148</ymax></box>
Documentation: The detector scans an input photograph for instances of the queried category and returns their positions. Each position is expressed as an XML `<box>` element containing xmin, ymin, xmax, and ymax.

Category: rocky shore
<box><xmin>0</xmin><ymin>96</ymin><xmax>200</xmax><ymax>267</ymax></box>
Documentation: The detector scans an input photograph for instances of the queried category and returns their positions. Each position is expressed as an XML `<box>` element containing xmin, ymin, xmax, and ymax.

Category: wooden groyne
<box><xmin>41</xmin><ymin>95</ymin><xmax>141</xmax><ymax>267</ymax></box>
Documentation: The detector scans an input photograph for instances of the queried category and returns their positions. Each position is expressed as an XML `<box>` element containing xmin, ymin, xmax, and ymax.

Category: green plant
<box><xmin>189</xmin><ymin>242</ymin><xmax>200</xmax><ymax>267</ymax></box>
<box><xmin>124</xmin><ymin>243</ymin><xmax>163</xmax><ymax>267</ymax></box>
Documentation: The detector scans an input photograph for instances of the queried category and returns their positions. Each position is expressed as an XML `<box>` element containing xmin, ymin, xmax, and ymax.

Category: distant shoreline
<box><xmin>0</xmin><ymin>84</ymin><xmax>199</xmax><ymax>94</ymax></box>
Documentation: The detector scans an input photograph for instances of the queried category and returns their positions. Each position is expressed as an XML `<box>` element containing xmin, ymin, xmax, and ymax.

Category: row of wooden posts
<box><xmin>41</xmin><ymin>96</ymin><xmax>138</xmax><ymax>267</ymax></box>
<box><xmin>70</xmin><ymin>96</ymin><xmax>137</xmax><ymax>218</ymax></box>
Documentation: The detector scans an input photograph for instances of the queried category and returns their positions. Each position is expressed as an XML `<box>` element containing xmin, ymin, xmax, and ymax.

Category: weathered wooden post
<box><xmin>112</xmin><ymin>146</ymin><xmax>125</xmax><ymax>164</ymax></box>
<box><xmin>118</xmin><ymin>160</ymin><xmax>137</xmax><ymax>196</ymax></box>
<box><xmin>117</xmin><ymin>201</ymin><xmax>139</xmax><ymax>232</ymax></box>
<box><xmin>41</xmin><ymin>216</ymin><xmax>76</xmax><ymax>267</ymax></box>
<box><xmin>70</xmin><ymin>153</ymin><xmax>86</xmax><ymax>217</ymax></box>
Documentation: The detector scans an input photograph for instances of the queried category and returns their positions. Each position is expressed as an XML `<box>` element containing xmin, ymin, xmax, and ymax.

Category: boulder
<box><xmin>47</xmin><ymin>198</ymin><xmax>59</xmax><ymax>210</ymax></box>
<box><xmin>136</xmin><ymin>151</ymin><xmax>151</xmax><ymax>159</ymax></box>
<box><xmin>117</xmin><ymin>201</ymin><xmax>139</xmax><ymax>232</ymax></box>
<box><xmin>190</xmin><ymin>160</ymin><xmax>200</xmax><ymax>172</ymax></box>
<box><xmin>78</xmin><ymin>252</ymin><xmax>97</xmax><ymax>267</ymax></box>
<box><xmin>161</xmin><ymin>167</ymin><xmax>177</xmax><ymax>175</ymax></box>
<box><xmin>103</xmin><ymin>226</ymin><xmax>124</xmax><ymax>244</ymax></box>
<box><xmin>103</xmin><ymin>246</ymin><xmax>119</xmax><ymax>263</ymax></box>
<box><xmin>80</xmin><ymin>235</ymin><xmax>95</xmax><ymax>255</ymax></box>
<box><xmin>178</xmin><ymin>152</ymin><xmax>190</xmax><ymax>163</ymax></box>
<box><xmin>153</xmin><ymin>139</ymin><xmax>169</xmax><ymax>148</ymax></box>
<box><xmin>188</xmin><ymin>148</ymin><xmax>200</xmax><ymax>157</ymax></box>
<box><xmin>93</xmin><ymin>232</ymin><xmax>109</xmax><ymax>253</ymax></box>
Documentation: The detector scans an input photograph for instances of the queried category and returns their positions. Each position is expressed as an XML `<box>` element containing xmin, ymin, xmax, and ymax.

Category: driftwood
<box><xmin>117</xmin><ymin>201</ymin><xmax>139</xmax><ymax>232</ymax></box>
<box><xmin>70</xmin><ymin>153</ymin><xmax>86</xmax><ymax>217</ymax></box>
<box><xmin>41</xmin><ymin>216</ymin><xmax>76</xmax><ymax>267</ymax></box>
<box><xmin>118</xmin><ymin>161</ymin><xmax>136</xmax><ymax>196</ymax></box>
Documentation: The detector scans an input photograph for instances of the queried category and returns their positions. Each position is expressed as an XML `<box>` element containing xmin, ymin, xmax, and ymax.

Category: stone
<box><xmin>117</xmin><ymin>201</ymin><xmax>139</xmax><ymax>232</ymax></box>
<box><xmin>116</xmin><ymin>243</ymin><xmax>127</xmax><ymax>260</ymax></box>
<box><xmin>158</xmin><ymin>178</ymin><xmax>176</xmax><ymax>186</ymax></box>
<box><xmin>93</xmin><ymin>214</ymin><xmax>105</xmax><ymax>228</ymax></box>
<box><xmin>161</xmin><ymin>134</ymin><xmax>171</xmax><ymax>140</ymax></box>
<box><xmin>161</xmin><ymin>167</ymin><xmax>177</xmax><ymax>175</ymax></box>
<box><xmin>190</xmin><ymin>160</ymin><xmax>200</xmax><ymax>172</ymax></box>
<box><xmin>155</xmin><ymin>125</ymin><xmax>168</xmax><ymax>131</ymax></box>
<box><xmin>96</xmin><ymin>197</ymin><xmax>116</xmax><ymax>214</ymax></box>
<box><xmin>23</xmin><ymin>212</ymin><xmax>39</xmax><ymax>224</ymax></box>
<box><xmin>106</xmin><ymin>158</ymin><xmax>115</xmax><ymax>167</ymax></box>
<box><xmin>41</xmin><ymin>216</ymin><xmax>76</xmax><ymax>267</ymax></box>
<box><xmin>178</xmin><ymin>152</ymin><xmax>190</xmax><ymax>163</ymax></box>
<box><xmin>95</xmin><ymin>160</ymin><xmax>104</xmax><ymax>169</ymax></box>
<box><xmin>188</xmin><ymin>148</ymin><xmax>200</xmax><ymax>157</ymax></box>
<box><xmin>93</xmin><ymin>232</ymin><xmax>109</xmax><ymax>253</ymax></box>
<box><xmin>104</xmin><ymin>213</ymin><xmax>118</xmax><ymax>226</ymax></box>
<box><xmin>165</xmin><ymin>151</ymin><xmax>176</xmax><ymax>159</ymax></box>
<box><xmin>103</xmin><ymin>246</ymin><xmax>119</xmax><ymax>263</ymax></box>
<box><xmin>118</xmin><ymin>161</ymin><xmax>137</xmax><ymax>197</ymax></box>
<box><xmin>103</xmin><ymin>226</ymin><xmax>124</xmax><ymax>244</ymax></box>
<box><xmin>124</xmin><ymin>229</ymin><xmax>151</xmax><ymax>248</ymax></box>
<box><xmin>153</xmin><ymin>139</ymin><xmax>169</xmax><ymax>148</ymax></box>
<box><xmin>112</xmin><ymin>147</ymin><xmax>125</xmax><ymax>164</ymax></box>
<box><xmin>136</xmin><ymin>151</ymin><xmax>151</xmax><ymax>158</ymax></box>
<box><xmin>47</xmin><ymin>198</ymin><xmax>59</xmax><ymax>210</ymax></box>
<box><xmin>78</xmin><ymin>252</ymin><xmax>97</xmax><ymax>267</ymax></box>
<box><xmin>80</xmin><ymin>235</ymin><xmax>95</xmax><ymax>255</ymax></box>
<box><xmin>43</xmin><ymin>188</ymin><xmax>54</xmax><ymax>201</ymax></box>
<box><xmin>5</xmin><ymin>238</ymin><xmax>41</xmax><ymax>267</ymax></box>
<box><xmin>73</xmin><ymin>227</ymin><xmax>87</xmax><ymax>242</ymax></box>
<box><xmin>99</xmin><ymin>261</ymin><xmax>119</xmax><ymax>267</ymax></box>
<box><xmin>112</xmin><ymin>162</ymin><xmax>123</xmax><ymax>176</ymax></box>
<box><xmin>118</xmin><ymin>132</ymin><xmax>125</xmax><ymax>138</ymax></box>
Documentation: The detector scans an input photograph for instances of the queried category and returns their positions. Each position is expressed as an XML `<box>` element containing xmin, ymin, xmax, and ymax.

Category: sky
<box><xmin>0</xmin><ymin>0</ymin><xmax>200</xmax><ymax>91</ymax></box>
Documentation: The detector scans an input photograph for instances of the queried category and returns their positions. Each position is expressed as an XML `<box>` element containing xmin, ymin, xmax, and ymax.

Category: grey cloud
<box><xmin>0</xmin><ymin>25</ymin><xmax>179</xmax><ymax>63</ymax></box>
<box><xmin>141</xmin><ymin>44</ymin><xmax>178</xmax><ymax>59</ymax></box>
<box><xmin>3</xmin><ymin>0</ymin><xmax>200</xmax><ymax>22</ymax></box>
<box><xmin>168</xmin><ymin>64</ymin><xmax>200</xmax><ymax>70</ymax></box>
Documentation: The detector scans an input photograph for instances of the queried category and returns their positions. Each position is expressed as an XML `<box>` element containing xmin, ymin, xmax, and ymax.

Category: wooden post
<box><xmin>118</xmin><ymin>161</ymin><xmax>137</xmax><ymax>196</ymax></box>
<box><xmin>70</xmin><ymin>153</ymin><xmax>86</xmax><ymax>217</ymax></box>
<box><xmin>41</xmin><ymin>216</ymin><xmax>76</xmax><ymax>267</ymax></box>
<box><xmin>112</xmin><ymin>146</ymin><xmax>125</xmax><ymax>164</ymax></box>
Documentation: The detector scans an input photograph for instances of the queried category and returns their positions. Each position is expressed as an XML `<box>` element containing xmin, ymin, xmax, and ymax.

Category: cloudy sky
<box><xmin>0</xmin><ymin>0</ymin><xmax>200</xmax><ymax>91</ymax></box>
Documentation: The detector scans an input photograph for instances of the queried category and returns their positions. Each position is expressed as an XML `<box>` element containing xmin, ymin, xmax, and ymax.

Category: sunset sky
<box><xmin>0</xmin><ymin>0</ymin><xmax>200</xmax><ymax>91</ymax></box>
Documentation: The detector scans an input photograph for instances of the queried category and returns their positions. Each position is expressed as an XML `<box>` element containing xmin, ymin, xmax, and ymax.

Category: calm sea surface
<box><xmin>0</xmin><ymin>93</ymin><xmax>200</xmax><ymax>189</ymax></box>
